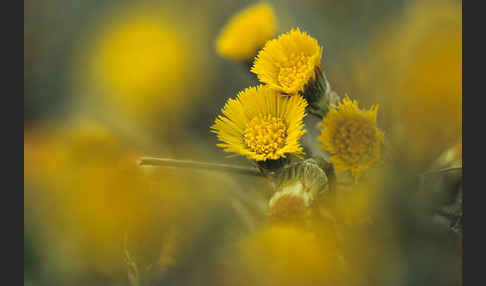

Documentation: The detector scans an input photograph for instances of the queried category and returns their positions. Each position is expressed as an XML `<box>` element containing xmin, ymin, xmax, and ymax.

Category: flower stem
<box><xmin>139</xmin><ymin>157</ymin><xmax>263</xmax><ymax>177</ymax></box>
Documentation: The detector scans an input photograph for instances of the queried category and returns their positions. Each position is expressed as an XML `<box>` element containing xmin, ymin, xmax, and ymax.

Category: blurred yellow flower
<box><xmin>212</xmin><ymin>85</ymin><xmax>307</xmax><ymax>161</ymax></box>
<box><xmin>401</xmin><ymin>17</ymin><xmax>462</xmax><ymax>157</ymax></box>
<box><xmin>24</xmin><ymin>119</ymin><xmax>227</xmax><ymax>279</ymax></box>
<box><xmin>251</xmin><ymin>28</ymin><xmax>323</xmax><ymax>95</ymax></box>
<box><xmin>216</xmin><ymin>2</ymin><xmax>277</xmax><ymax>61</ymax></box>
<box><xmin>86</xmin><ymin>7</ymin><xmax>205</xmax><ymax>129</ymax></box>
<box><xmin>318</xmin><ymin>97</ymin><xmax>384</xmax><ymax>180</ymax></box>
<box><xmin>236</xmin><ymin>222</ymin><xmax>344</xmax><ymax>286</ymax></box>
<box><xmin>24</xmin><ymin>120</ymin><xmax>124</xmax><ymax>185</ymax></box>
<box><xmin>324</xmin><ymin>174</ymin><xmax>382</xmax><ymax>227</ymax></box>
<box><xmin>354</xmin><ymin>1</ymin><xmax>461</xmax><ymax>160</ymax></box>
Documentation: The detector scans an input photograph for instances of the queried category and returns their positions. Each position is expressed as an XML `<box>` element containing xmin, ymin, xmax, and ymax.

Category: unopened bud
<box><xmin>268</xmin><ymin>159</ymin><xmax>328</xmax><ymax>218</ymax></box>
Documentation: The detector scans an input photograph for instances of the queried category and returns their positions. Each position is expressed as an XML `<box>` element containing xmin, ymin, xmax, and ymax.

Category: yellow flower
<box><xmin>24</xmin><ymin>119</ymin><xmax>231</xmax><ymax>279</ymax></box>
<box><xmin>235</xmin><ymin>223</ymin><xmax>344</xmax><ymax>286</ymax></box>
<box><xmin>83</xmin><ymin>6</ymin><xmax>209</xmax><ymax>130</ymax></box>
<box><xmin>91</xmin><ymin>13</ymin><xmax>188</xmax><ymax>106</ymax></box>
<box><xmin>216</xmin><ymin>3</ymin><xmax>276</xmax><ymax>61</ymax></box>
<box><xmin>318</xmin><ymin>97</ymin><xmax>384</xmax><ymax>179</ymax></box>
<box><xmin>400</xmin><ymin>6</ymin><xmax>461</xmax><ymax>158</ymax></box>
<box><xmin>211</xmin><ymin>85</ymin><xmax>307</xmax><ymax>161</ymax></box>
<box><xmin>353</xmin><ymin>1</ymin><xmax>461</xmax><ymax>161</ymax></box>
<box><xmin>251</xmin><ymin>28</ymin><xmax>323</xmax><ymax>95</ymax></box>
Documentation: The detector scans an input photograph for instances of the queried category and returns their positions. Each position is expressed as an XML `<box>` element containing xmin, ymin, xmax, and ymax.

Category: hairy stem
<box><xmin>139</xmin><ymin>157</ymin><xmax>263</xmax><ymax>177</ymax></box>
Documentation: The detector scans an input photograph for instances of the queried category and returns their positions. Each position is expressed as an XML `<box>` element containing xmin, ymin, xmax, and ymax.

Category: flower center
<box><xmin>333</xmin><ymin>119</ymin><xmax>376</xmax><ymax>164</ymax></box>
<box><xmin>277</xmin><ymin>52</ymin><xmax>311</xmax><ymax>89</ymax></box>
<box><xmin>244</xmin><ymin>115</ymin><xmax>287</xmax><ymax>155</ymax></box>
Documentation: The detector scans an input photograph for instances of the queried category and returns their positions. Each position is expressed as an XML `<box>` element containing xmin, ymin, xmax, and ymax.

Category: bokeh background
<box><xmin>24</xmin><ymin>0</ymin><xmax>462</xmax><ymax>285</ymax></box>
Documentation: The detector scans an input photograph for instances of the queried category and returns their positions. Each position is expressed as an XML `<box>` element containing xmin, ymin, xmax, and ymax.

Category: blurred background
<box><xmin>24</xmin><ymin>0</ymin><xmax>462</xmax><ymax>285</ymax></box>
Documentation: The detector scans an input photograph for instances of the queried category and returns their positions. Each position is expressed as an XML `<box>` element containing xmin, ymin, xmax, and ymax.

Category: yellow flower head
<box><xmin>212</xmin><ymin>85</ymin><xmax>307</xmax><ymax>161</ymax></box>
<box><xmin>236</xmin><ymin>223</ymin><xmax>343</xmax><ymax>286</ymax></box>
<box><xmin>84</xmin><ymin>6</ymin><xmax>209</xmax><ymax>130</ymax></box>
<box><xmin>354</xmin><ymin>1</ymin><xmax>461</xmax><ymax>160</ymax></box>
<box><xmin>24</xmin><ymin>119</ymin><xmax>233</xmax><ymax>278</ymax></box>
<box><xmin>318</xmin><ymin>97</ymin><xmax>384</xmax><ymax>179</ymax></box>
<box><xmin>216</xmin><ymin>3</ymin><xmax>276</xmax><ymax>61</ymax></box>
<box><xmin>251</xmin><ymin>28</ymin><xmax>323</xmax><ymax>95</ymax></box>
<box><xmin>91</xmin><ymin>13</ymin><xmax>189</xmax><ymax>102</ymax></box>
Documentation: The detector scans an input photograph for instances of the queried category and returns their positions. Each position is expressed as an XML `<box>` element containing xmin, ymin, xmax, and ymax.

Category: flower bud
<box><xmin>268</xmin><ymin>159</ymin><xmax>328</xmax><ymax>218</ymax></box>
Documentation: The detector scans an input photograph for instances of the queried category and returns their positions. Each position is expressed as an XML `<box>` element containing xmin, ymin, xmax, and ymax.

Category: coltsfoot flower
<box><xmin>211</xmin><ymin>85</ymin><xmax>307</xmax><ymax>162</ymax></box>
<box><xmin>216</xmin><ymin>3</ymin><xmax>277</xmax><ymax>61</ymax></box>
<box><xmin>251</xmin><ymin>28</ymin><xmax>323</xmax><ymax>96</ymax></box>
<box><xmin>318</xmin><ymin>97</ymin><xmax>384</xmax><ymax>180</ymax></box>
<box><xmin>86</xmin><ymin>7</ymin><xmax>209</xmax><ymax>131</ymax></box>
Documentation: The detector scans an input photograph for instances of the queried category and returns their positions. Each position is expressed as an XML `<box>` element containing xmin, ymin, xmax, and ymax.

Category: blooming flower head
<box><xmin>251</xmin><ymin>28</ymin><xmax>323</xmax><ymax>95</ymax></box>
<box><xmin>216</xmin><ymin>3</ymin><xmax>276</xmax><ymax>61</ymax></box>
<box><xmin>318</xmin><ymin>97</ymin><xmax>384</xmax><ymax>180</ymax></box>
<box><xmin>212</xmin><ymin>85</ymin><xmax>307</xmax><ymax>161</ymax></box>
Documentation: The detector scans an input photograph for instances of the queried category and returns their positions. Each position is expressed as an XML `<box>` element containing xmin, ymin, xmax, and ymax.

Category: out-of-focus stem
<box><xmin>422</xmin><ymin>165</ymin><xmax>462</xmax><ymax>176</ymax></box>
<box><xmin>139</xmin><ymin>157</ymin><xmax>263</xmax><ymax>177</ymax></box>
